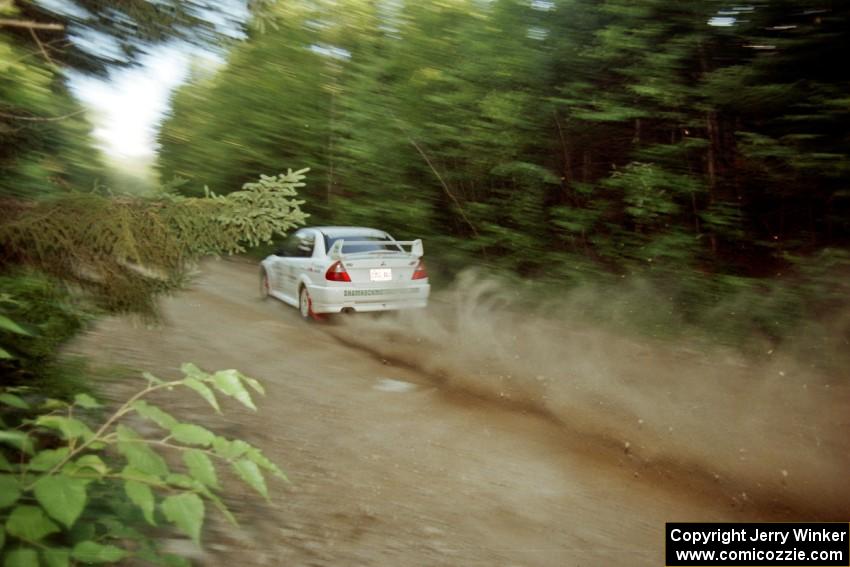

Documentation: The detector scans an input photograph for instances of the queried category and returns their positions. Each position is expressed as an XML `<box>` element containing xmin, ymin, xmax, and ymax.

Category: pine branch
<box><xmin>0</xmin><ymin>171</ymin><xmax>309</xmax><ymax>315</ymax></box>
<box><xmin>0</xmin><ymin>19</ymin><xmax>64</xmax><ymax>31</ymax></box>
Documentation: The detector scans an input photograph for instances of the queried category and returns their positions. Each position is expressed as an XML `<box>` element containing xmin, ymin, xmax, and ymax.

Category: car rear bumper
<box><xmin>307</xmin><ymin>282</ymin><xmax>430</xmax><ymax>313</ymax></box>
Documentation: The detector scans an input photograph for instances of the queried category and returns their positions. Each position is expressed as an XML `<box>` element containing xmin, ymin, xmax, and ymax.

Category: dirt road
<box><xmin>72</xmin><ymin>259</ymin><xmax>847</xmax><ymax>566</ymax></box>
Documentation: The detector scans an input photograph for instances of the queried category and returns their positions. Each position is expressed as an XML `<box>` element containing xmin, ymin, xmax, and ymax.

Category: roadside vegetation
<box><xmin>0</xmin><ymin>169</ymin><xmax>306</xmax><ymax>564</ymax></box>
<box><xmin>1</xmin><ymin>1</ymin><xmax>301</xmax><ymax>563</ymax></box>
<box><xmin>0</xmin><ymin>363</ymin><xmax>284</xmax><ymax>566</ymax></box>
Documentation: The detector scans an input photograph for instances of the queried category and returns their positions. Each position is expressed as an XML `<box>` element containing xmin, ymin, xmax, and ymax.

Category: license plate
<box><xmin>370</xmin><ymin>268</ymin><xmax>392</xmax><ymax>282</ymax></box>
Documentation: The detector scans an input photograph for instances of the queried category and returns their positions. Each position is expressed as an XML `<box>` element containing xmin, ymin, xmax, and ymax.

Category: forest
<box><xmin>1</xmin><ymin>0</ymin><xmax>849</xmax><ymax>564</ymax></box>
<box><xmin>158</xmin><ymin>0</ymin><xmax>850</xmax><ymax>348</ymax></box>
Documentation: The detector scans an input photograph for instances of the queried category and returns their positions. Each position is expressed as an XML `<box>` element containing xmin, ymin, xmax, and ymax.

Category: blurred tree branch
<box><xmin>0</xmin><ymin>109</ymin><xmax>85</xmax><ymax>122</ymax></box>
<box><xmin>0</xmin><ymin>18</ymin><xmax>63</xmax><ymax>30</ymax></box>
<box><xmin>28</xmin><ymin>27</ymin><xmax>56</xmax><ymax>66</ymax></box>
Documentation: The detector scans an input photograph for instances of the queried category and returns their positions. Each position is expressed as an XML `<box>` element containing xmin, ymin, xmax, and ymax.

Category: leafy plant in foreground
<box><xmin>0</xmin><ymin>362</ymin><xmax>285</xmax><ymax>566</ymax></box>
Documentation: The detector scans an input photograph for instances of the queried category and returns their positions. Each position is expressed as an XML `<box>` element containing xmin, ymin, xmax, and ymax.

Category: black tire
<box><xmin>298</xmin><ymin>286</ymin><xmax>313</xmax><ymax>320</ymax></box>
<box><xmin>259</xmin><ymin>269</ymin><xmax>271</xmax><ymax>300</ymax></box>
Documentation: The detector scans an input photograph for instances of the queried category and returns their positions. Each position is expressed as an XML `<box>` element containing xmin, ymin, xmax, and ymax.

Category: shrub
<box><xmin>0</xmin><ymin>363</ymin><xmax>284</xmax><ymax>566</ymax></box>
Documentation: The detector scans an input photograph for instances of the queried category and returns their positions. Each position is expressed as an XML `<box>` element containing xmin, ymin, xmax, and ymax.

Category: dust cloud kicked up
<box><xmin>330</xmin><ymin>272</ymin><xmax>850</xmax><ymax>519</ymax></box>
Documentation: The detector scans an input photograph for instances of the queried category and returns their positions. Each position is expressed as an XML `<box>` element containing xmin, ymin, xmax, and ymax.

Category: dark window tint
<box><xmin>279</xmin><ymin>232</ymin><xmax>314</xmax><ymax>257</ymax></box>
<box><xmin>294</xmin><ymin>233</ymin><xmax>315</xmax><ymax>257</ymax></box>
<box><xmin>323</xmin><ymin>234</ymin><xmax>400</xmax><ymax>254</ymax></box>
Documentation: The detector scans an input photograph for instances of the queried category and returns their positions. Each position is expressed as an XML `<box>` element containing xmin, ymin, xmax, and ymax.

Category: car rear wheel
<box><xmin>259</xmin><ymin>269</ymin><xmax>271</xmax><ymax>300</ymax></box>
<box><xmin>299</xmin><ymin>286</ymin><xmax>315</xmax><ymax>321</ymax></box>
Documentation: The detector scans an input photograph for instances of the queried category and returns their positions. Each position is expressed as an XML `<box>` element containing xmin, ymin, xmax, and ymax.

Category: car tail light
<box><xmin>412</xmin><ymin>259</ymin><xmax>428</xmax><ymax>280</ymax></box>
<box><xmin>325</xmin><ymin>260</ymin><xmax>351</xmax><ymax>282</ymax></box>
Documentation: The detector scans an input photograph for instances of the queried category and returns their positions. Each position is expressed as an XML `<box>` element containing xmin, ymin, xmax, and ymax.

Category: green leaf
<box><xmin>35</xmin><ymin>416</ymin><xmax>94</xmax><ymax>442</ymax></box>
<box><xmin>39</xmin><ymin>399</ymin><xmax>67</xmax><ymax>411</ymax></box>
<box><xmin>116</xmin><ymin>425</ymin><xmax>168</xmax><ymax>478</ymax></box>
<box><xmin>33</xmin><ymin>475</ymin><xmax>89</xmax><ymax>528</ymax></box>
<box><xmin>170</xmin><ymin>424</ymin><xmax>214</xmax><ymax>447</ymax></box>
<box><xmin>0</xmin><ymin>453</ymin><xmax>12</xmax><ymax>472</ymax></box>
<box><xmin>232</xmin><ymin>459</ymin><xmax>268</xmax><ymax>499</ymax></box>
<box><xmin>212</xmin><ymin>437</ymin><xmax>250</xmax><ymax>460</ymax></box>
<box><xmin>94</xmin><ymin>516</ymin><xmax>141</xmax><ymax>540</ymax></box>
<box><xmin>4</xmin><ymin>548</ymin><xmax>38</xmax><ymax>567</ymax></box>
<box><xmin>142</xmin><ymin>371</ymin><xmax>165</xmax><ymax>385</ymax></box>
<box><xmin>0</xmin><ymin>393</ymin><xmax>29</xmax><ymax>409</ymax></box>
<box><xmin>125</xmin><ymin>480</ymin><xmax>156</xmax><ymax>526</ymax></box>
<box><xmin>0</xmin><ymin>526</ymin><xmax>4</xmax><ymax>550</ymax></box>
<box><xmin>180</xmin><ymin>362</ymin><xmax>206</xmax><ymax>379</ymax></box>
<box><xmin>42</xmin><ymin>548</ymin><xmax>71</xmax><ymax>567</ymax></box>
<box><xmin>204</xmin><ymin>491</ymin><xmax>237</xmax><ymax>526</ymax></box>
<box><xmin>71</xmin><ymin>541</ymin><xmax>127</xmax><ymax>563</ymax></box>
<box><xmin>161</xmin><ymin>493</ymin><xmax>204</xmax><ymax>545</ymax></box>
<box><xmin>0</xmin><ymin>347</ymin><xmax>12</xmax><ymax>359</ymax></box>
<box><xmin>68</xmin><ymin>454</ymin><xmax>109</xmax><ymax>477</ymax></box>
<box><xmin>0</xmin><ymin>475</ymin><xmax>21</xmax><ymax>508</ymax></box>
<box><xmin>120</xmin><ymin>465</ymin><xmax>162</xmax><ymax>485</ymax></box>
<box><xmin>182</xmin><ymin>377</ymin><xmax>220</xmax><ymax>413</ymax></box>
<box><xmin>0</xmin><ymin>314</ymin><xmax>30</xmax><ymax>335</ymax></box>
<box><xmin>165</xmin><ymin>473</ymin><xmax>197</xmax><ymax>489</ymax></box>
<box><xmin>245</xmin><ymin>447</ymin><xmax>287</xmax><ymax>480</ymax></box>
<box><xmin>28</xmin><ymin>448</ymin><xmax>70</xmax><ymax>472</ymax></box>
<box><xmin>211</xmin><ymin>369</ymin><xmax>257</xmax><ymax>410</ymax></box>
<box><xmin>0</xmin><ymin>430</ymin><xmax>34</xmax><ymax>455</ymax></box>
<box><xmin>5</xmin><ymin>505</ymin><xmax>60</xmax><ymax>541</ymax></box>
<box><xmin>239</xmin><ymin>373</ymin><xmax>265</xmax><ymax>396</ymax></box>
<box><xmin>73</xmin><ymin>393</ymin><xmax>101</xmax><ymax>409</ymax></box>
<box><xmin>182</xmin><ymin>449</ymin><xmax>218</xmax><ymax>489</ymax></box>
<box><xmin>132</xmin><ymin>400</ymin><xmax>178</xmax><ymax>430</ymax></box>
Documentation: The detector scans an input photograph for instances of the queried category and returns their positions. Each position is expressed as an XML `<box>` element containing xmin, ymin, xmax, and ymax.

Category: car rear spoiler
<box><xmin>329</xmin><ymin>239</ymin><xmax>424</xmax><ymax>259</ymax></box>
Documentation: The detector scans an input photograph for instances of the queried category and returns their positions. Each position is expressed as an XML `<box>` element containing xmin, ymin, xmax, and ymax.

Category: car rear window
<box><xmin>323</xmin><ymin>234</ymin><xmax>401</xmax><ymax>253</ymax></box>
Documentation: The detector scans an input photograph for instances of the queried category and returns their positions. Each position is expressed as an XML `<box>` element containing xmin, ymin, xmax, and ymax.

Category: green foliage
<box><xmin>0</xmin><ymin>169</ymin><xmax>309</xmax><ymax>313</ymax></box>
<box><xmin>0</xmin><ymin>271</ymin><xmax>92</xmax><ymax>389</ymax></box>
<box><xmin>0</xmin><ymin>33</ymin><xmax>103</xmax><ymax>198</ymax></box>
<box><xmin>1</xmin><ymin>8</ymin><xmax>303</xmax><ymax>566</ymax></box>
<box><xmin>157</xmin><ymin>0</ymin><xmax>849</xmax><ymax>350</ymax></box>
<box><xmin>0</xmin><ymin>364</ymin><xmax>285</xmax><ymax>563</ymax></box>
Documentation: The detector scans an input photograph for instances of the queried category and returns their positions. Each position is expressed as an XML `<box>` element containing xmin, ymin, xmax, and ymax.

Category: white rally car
<box><xmin>260</xmin><ymin>226</ymin><xmax>430</xmax><ymax>319</ymax></box>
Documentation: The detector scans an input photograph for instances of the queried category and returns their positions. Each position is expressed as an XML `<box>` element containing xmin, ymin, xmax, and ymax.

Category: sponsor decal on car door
<box><xmin>270</xmin><ymin>259</ymin><xmax>286</xmax><ymax>293</ymax></box>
